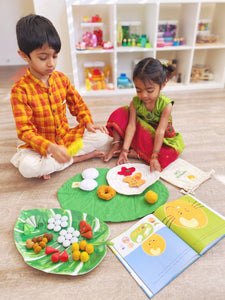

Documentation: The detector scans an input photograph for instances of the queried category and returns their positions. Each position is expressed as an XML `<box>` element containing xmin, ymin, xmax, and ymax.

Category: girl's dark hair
<box><xmin>16</xmin><ymin>14</ymin><xmax>61</xmax><ymax>57</ymax></box>
<box><xmin>133</xmin><ymin>57</ymin><xmax>175</xmax><ymax>87</ymax></box>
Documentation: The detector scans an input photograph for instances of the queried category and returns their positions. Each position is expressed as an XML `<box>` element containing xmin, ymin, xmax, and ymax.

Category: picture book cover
<box><xmin>109</xmin><ymin>195</ymin><xmax>225</xmax><ymax>298</ymax></box>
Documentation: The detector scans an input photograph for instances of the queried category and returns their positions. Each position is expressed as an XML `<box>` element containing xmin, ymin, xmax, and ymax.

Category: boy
<box><xmin>10</xmin><ymin>14</ymin><xmax>108</xmax><ymax>179</ymax></box>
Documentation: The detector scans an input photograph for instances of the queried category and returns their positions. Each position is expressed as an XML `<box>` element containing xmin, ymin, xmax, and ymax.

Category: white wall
<box><xmin>0</xmin><ymin>0</ymin><xmax>34</xmax><ymax>65</ymax></box>
<box><xmin>33</xmin><ymin>0</ymin><xmax>73</xmax><ymax>80</ymax></box>
<box><xmin>0</xmin><ymin>0</ymin><xmax>73</xmax><ymax>80</ymax></box>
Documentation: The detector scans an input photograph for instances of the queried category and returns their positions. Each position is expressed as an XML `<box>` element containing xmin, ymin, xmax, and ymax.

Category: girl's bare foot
<box><xmin>73</xmin><ymin>150</ymin><xmax>105</xmax><ymax>163</ymax></box>
<box><xmin>128</xmin><ymin>149</ymin><xmax>140</xmax><ymax>159</ymax></box>
<box><xmin>104</xmin><ymin>140</ymin><xmax>121</xmax><ymax>162</ymax></box>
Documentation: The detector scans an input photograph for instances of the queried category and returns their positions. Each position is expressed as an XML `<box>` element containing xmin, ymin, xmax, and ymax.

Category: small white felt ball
<box><xmin>61</xmin><ymin>215</ymin><xmax>68</xmax><ymax>222</ymax></box>
<box><xmin>63</xmin><ymin>240</ymin><xmax>70</xmax><ymax>247</ymax></box>
<box><xmin>79</xmin><ymin>178</ymin><xmax>97</xmax><ymax>191</ymax></box>
<box><xmin>55</xmin><ymin>214</ymin><xmax>61</xmax><ymax>220</ymax></box>
<box><xmin>54</xmin><ymin>225</ymin><xmax>61</xmax><ymax>232</ymax></box>
<box><xmin>57</xmin><ymin>235</ymin><xmax>65</xmax><ymax>243</ymax></box>
<box><xmin>82</xmin><ymin>168</ymin><xmax>99</xmax><ymax>179</ymax></box>
<box><xmin>70</xmin><ymin>237</ymin><xmax>78</xmax><ymax>244</ymax></box>
<box><xmin>72</xmin><ymin>230</ymin><xmax>80</xmax><ymax>237</ymax></box>
<box><xmin>61</xmin><ymin>221</ymin><xmax>68</xmax><ymax>228</ymax></box>
<box><xmin>47</xmin><ymin>223</ymin><xmax>54</xmax><ymax>230</ymax></box>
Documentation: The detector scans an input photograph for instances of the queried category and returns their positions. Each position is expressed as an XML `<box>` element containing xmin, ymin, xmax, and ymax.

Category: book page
<box><xmin>154</xmin><ymin>194</ymin><xmax>225</xmax><ymax>254</ymax></box>
<box><xmin>109</xmin><ymin>214</ymin><xmax>199</xmax><ymax>297</ymax></box>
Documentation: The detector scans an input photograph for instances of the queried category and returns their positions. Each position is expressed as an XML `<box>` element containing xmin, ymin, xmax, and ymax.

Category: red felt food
<box><xmin>51</xmin><ymin>251</ymin><xmax>61</xmax><ymax>263</ymax></box>
<box><xmin>80</xmin><ymin>220</ymin><xmax>87</xmax><ymax>232</ymax></box>
<box><xmin>81</xmin><ymin>231</ymin><xmax>93</xmax><ymax>239</ymax></box>
<box><xmin>60</xmin><ymin>250</ymin><xmax>69</xmax><ymax>262</ymax></box>
<box><xmin>45</xmin><ymin>246</ymin><xmax>59</xmax><ymax>255</ymax></box>
<box><xmin>118</xmin><ymin>167</ymin><xmax>136</xmax><ymax>176</ymax></box>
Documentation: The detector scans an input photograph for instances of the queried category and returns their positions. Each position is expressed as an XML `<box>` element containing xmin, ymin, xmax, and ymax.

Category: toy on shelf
<box><xmin>84</xmin><ymin>62</ymin><xmax>113</xmax><ymax>91</ymax></box>
<box><xmin>157</xmin><ymin>20</ymin><xmax>184</xmax><ymax>47</ymax></box>
<box><xmin>92</xmin><ymin>14</ymin><xmax>102</xmax><ymax>23</ymax></box>
<box><xmin>117</xmin><ymin>73</ymin><xmax>134</xmax><ymax>89</ymax></box>
<box><xmin>117</xmin><ymin>21</ymin><xmax>151</xmax><ymax>49</ymax></box>
<box><xmin>77</xmin><ymin>15</ymin><xmax>113</xmax><ymax>51</ymax></box>
<box><xmin>196</xmin><ymin>19</ymin><xmax>217</xmax><ymax>44</ymax></box>
<box><xmin>191</xmin><ymin>64</ymin><xmax>214</xmax><ymax>82</ymax></box>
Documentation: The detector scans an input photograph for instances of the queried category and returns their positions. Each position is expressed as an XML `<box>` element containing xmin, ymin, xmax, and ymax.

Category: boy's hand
<box><xmin>86</xmin><ymin>123</ymin><xmax>109</xmax><ymax>134</ymax></box>
<box><xmin>47</xmin><ymin>143</ymin><xmax>71</xmax><ymax>163</ymax></box>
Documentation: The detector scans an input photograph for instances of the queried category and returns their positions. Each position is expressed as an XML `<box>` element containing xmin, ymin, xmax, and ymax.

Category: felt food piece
<box><xmin>118</xmin><ymin>167</ymin><xmax>136</xmax><ymax>176</ymax></box>
<box><xmin>79</xmin><ymin>178</ymin><xmax>97</xmax><ymax>191</ymax></box>
<box><xmin>72</xmin><ymin>250</ymin><xmax>81</xmax><ymax>261</ymax></box>
<box><xmin>123</xmin><ymin>172</ymin><xmax>146</xmax><ymax>187</ymax></box>
<box><xmin>51</xmin><ymin>251</ymin><xmax>61</xmax><ymax>263</ymax></box>
<box><xmin>60</xmin><ymin>250</ymin><xmax>69</xmax><ymax>262</ymax></box>
<box><xmin>67</xmin><ymin>138</ymin><xmax>83</xmax><ymax>156</ymax></box>
<box><xmin>80</xmin><ymin>251</ymin><xmax>89</xmax><ymax>263</ymax></box>
<box><xmin>58</xmin><ymin>227</ymin><xmax>80</xmax><ymax>247</ymax></box>
<box><xmin>145</xmin><ymin>190</ymin><xmax>158</xmax><ymax>204</ymax></box>
<box><xmin>82</xmin><ymin>168</ymin><xmax>99</xmax><ymax>179</ymax></box>
<box><xmin>81</xmin><ymin>231</ymin><xmax>93</xmax><ymax>239</ymax></box>
<box><xmin>86</xmin><ymin>244</ymin><xmax>94</xmax><ymax>254</ymax></box>
<box><xmin>97</xmin><ymin>185</ymin><xmax>116</xmax><ymax>200</ymax></box>
<box><xmin>47</xmin><ymin>214</ymin><xmax>69</xmax><ymax>232</ymax></box>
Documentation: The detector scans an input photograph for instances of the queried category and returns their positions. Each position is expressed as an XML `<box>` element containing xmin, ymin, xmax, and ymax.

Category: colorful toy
<box><xmin>84</xmin><ymin>63</ymin><xmax>112</xmax><ymax>91</ymax></box>
<box><xmin>97</xmin><ymin>185</ymin><xmax>116</xmax><ymax>200</ymax></box>
<box><xmin>67</xmin><ymin>138</ymin><xmax>83</xmax><ymax>156</ymax></box>
<box><xmin>117</xmin><ymin>73</ymin><xmax>134</xmax><ymax>89</ymax></box>
<box><xmin>123</xmin><ymin>172</ymin><xmax>146</xmax><ymax>187</ymax></box>
<box><xmin>145</xmin><ymin>190</ymin><xmax>158</xmax><ymax>204</ymax></box>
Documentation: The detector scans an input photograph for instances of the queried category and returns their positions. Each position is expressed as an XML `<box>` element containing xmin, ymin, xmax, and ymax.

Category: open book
<box><xmin>109</xmin><ymin>195</ymin><xmax>225</xmax><ymax>298</ymax></box>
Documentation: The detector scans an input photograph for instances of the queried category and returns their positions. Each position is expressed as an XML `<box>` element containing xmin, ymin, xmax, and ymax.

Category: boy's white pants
<box><xmin>10</xmin><ymin>130</ymin><xmax>109</xmax><ymax>178</ymax></box>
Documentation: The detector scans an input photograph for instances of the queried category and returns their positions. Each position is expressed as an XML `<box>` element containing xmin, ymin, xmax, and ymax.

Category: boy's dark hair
<box><xmin>133</xmin><ymin>57</ymin><xmax>175</xmax><ymax>87</ymax></box>
<box><xmin>16</xmin><ymin>14</ymin><xmax>61</xmax><ymax>57</ymax></box>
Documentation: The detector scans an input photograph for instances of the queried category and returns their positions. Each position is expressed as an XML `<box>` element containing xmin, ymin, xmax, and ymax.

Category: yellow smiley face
<box><xmin>142</xmin><ymin>234</ymin><xmax>166</xmax><ymax>256</ymax></box>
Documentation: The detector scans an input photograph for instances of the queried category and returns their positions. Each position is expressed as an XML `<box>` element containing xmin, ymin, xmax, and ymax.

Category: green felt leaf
<box><xmin>58</xmin><ymin>168</ymin><xmax>169</xmax><ymax>222</ymax></box>
<box><xmin>14</xmin><ymin>208</ymin><xmax>109</xmax><ymax>275</ymax></box>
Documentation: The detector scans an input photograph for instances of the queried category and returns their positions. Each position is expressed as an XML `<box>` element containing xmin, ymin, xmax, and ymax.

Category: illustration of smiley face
<box><xmin>164</xmin><ymin>200</ymin><xmax>208</xmax><ymax>228</ymax></box>
<box><xmin>142</xmin><ymin>234</ymin><xmax>166</xmax><ymax>256</ymax></box>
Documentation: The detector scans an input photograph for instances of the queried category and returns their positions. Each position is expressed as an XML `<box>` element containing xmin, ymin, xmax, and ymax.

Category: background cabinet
<box><xmin>66</xmin><ymin>0</ymin><xmax>225</xmax><ymax>96</ymax></box>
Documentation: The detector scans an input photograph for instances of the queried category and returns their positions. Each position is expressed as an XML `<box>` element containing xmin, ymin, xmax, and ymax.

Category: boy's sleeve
<box><xmin>65</xmin><ymin>79</ymin><xmax>93</xmax><ymax>126</ymax></box>
<box><xmin>10</xmin><ymin>86</ymin><xmax>51</xmax><ymax>156</ymax></box>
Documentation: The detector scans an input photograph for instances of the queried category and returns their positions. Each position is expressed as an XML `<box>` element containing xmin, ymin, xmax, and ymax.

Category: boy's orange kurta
<box><xmin>11</xmin><ymin>69</ymin><xmax>93</xmax><ymax>157</ymax></box>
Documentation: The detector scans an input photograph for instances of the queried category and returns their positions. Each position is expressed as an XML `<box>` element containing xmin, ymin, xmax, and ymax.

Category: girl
<box><xmin>104</xmin><ymin>57</ymin><xmax>185</xmax><ymax>172</ymax></box>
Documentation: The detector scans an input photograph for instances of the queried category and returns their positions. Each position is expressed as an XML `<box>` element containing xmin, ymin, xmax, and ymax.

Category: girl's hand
<box><xmin>47</xmin><ymin>143</ymin><xmax>71</xmax><ymax>163</ymax></box>
<box><xmin>150</xmin><ymin>158</ymin><xmax>161</xmax><ymax>172</ymax></box>
<box><xmin>86</xmin><ymin>123</ymin><xmax>109</xmax><ymax>134</ymax></box>
<box><xmin>117</xmin><ymin>151</ymin><xmax>129</xmax><ymax>165</ymax></box>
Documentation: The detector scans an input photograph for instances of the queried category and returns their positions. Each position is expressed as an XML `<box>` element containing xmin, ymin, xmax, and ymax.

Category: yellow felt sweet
<box><xmin>145</xmin><ymin>190</ymin><xmax>158</xmax><ymax>204</ymax></box>
<box><xmin>80</xmin><ymin>251</ymin><xmax>89</xmax><ymax>263</ymax></box>
<box><xmin>67</xmin><ymin>138</ymin><xmax>83</xmax><ymax>156</ymax></box>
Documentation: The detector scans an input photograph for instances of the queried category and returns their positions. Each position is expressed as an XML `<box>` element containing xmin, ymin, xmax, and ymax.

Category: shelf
<box><xmin>116</xmin><ymin>46</ymin><xmax>153</xmax><ymax>53</ymax></box>
<box><xmin>66</xmin><ymin>0</ymin><xmax>225</xmax><ymax>96</ymax></box>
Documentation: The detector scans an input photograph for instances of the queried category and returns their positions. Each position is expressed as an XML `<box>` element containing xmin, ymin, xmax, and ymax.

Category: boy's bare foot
<box><xmin>37</xmin><ymin>174</ymin><xmax>51</xmax><ymax>180</ymax></box>
<box><xmin>73</xmin><ymin>150</ymin><xmax>105</xmax><ymax>163</ymax></box>
<box><xmin>104</xmin><ymin>140</ymin><xmax>121</xmax><ymax>162</ymax></box>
